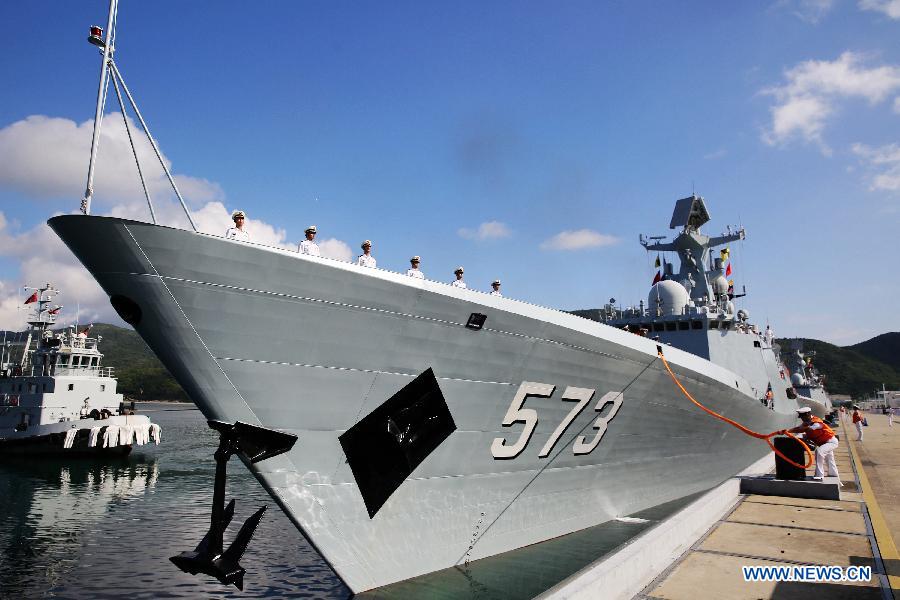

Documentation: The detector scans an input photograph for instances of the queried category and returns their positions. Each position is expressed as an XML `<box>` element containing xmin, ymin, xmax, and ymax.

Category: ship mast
<box><xmin>19</xmin><ymin>283</ymin><xmax>60</xmax><ymax>367</ymax></box>
<box><xmin>79</xmin><ymin>0</ymin><xmax>197</xmax><ymax>231</ymax></box>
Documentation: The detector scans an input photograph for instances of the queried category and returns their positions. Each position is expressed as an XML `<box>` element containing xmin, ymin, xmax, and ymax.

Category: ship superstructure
<box><xmin>784</xmin><ymin>340</ymin><xmax>833</xmax><ymax>414</ymax></box>
<box><xmin>605</xmin><ymin>196</ymin><xmax>796</xmax><ymax>412</ymax></box>
<box><xmin>0</xmin><ymin>283</ymin><xmax>161</xmax><ymax>454</ymax></box>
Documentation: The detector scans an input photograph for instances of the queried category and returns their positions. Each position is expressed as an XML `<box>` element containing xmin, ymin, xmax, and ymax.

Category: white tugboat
<box><xmin>0</xmin><ymin>283</ymin><xmax>161</xmax><ymax>455</ymax></box>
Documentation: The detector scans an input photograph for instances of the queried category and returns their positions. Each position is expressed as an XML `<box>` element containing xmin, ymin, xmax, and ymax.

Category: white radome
<box><xmin>648</xmin><ymin>280</ymin><xmax>690</xmax><ymax>316</ymax></box>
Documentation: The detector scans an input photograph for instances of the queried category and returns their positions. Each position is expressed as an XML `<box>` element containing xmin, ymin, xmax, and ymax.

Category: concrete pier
<box><xmin>543</xmin><ymin>412</ymin><xmax>900</xmax><ymax>599</ymax></box>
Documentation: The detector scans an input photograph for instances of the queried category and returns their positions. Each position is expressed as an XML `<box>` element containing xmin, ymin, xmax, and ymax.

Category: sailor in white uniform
<box><xmin>357</xmin><ymin>240</ymin><xmax>376</xmax><ymax>268</ymax></box>
<box><xmin>407</xmin><ymin>256</ymin><xmax>425</xmax><ymax>279</ymax></box>
<box><xmin>490</xmin><ymin>279</ymin><xmax>502</xmax><ymax>296</ymax></box>
<box><xmin>451</xmin><ymin>267</ymin><xmax>467</xmax><ymax>289</ymax></box>
<box><xmin>225</xmin><ymin>210</ymin><xmax>250</xmax><ymax>241</ymax></box>
<box><xmin>298</xmin><ymin>225</ymin><xmax>321</xmax><ymax>256</ymax></box>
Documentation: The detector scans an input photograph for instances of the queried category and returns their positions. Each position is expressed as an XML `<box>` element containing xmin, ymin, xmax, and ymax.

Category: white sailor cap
<box><xmin>492</xmin><ymin>279</ymin><xmax>501</xmax><ymax>285</ymax></box>
<box><xmin>232</xmin><ymin>210</ymin><xmax>245</xmax><ymax>220</ymax></box>
<box><xmin>410</xmin><ymin>256</ymin><xmax>420</xmax><ymax>262</ymax></box>
<box><xmin>796</xmin><ymin>407</ymin><xmax>812</xmax><ymax>414</ymax></box>
<box><xmin>454</xmin><ymin>266</ymin><xmax>464</xmax><ymax>274</ymax></box>
<box><xmin>305</xmin><ymin>225</ymin><xmax>317</xmax><ymax>234</ymax></box>
<box><xmin>361</xmin><ymin>240</ymin><xmax>372</xmax><ymax>248</ymax></box>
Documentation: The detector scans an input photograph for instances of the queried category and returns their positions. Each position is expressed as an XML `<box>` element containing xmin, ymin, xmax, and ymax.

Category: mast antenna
<box><xmin>80</xmin><ymin>0</ymin><xmax>197</xmax><ymax>231</ymax></box>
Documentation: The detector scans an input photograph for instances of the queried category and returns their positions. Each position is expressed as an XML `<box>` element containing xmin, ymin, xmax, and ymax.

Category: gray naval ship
<box><xmin>49</xmin><ymin>6</ymin><xmax>799</xmax><ymax>591</ymax></box>
<box><xmin>784</xmin><ymin>341</ymin><xmax>833</xmax><ymax>414</ymax></box>
<box><xmin>48</xmin><ymin>195</ymin><xmax>801</xmax><ymax>592</ymax></box>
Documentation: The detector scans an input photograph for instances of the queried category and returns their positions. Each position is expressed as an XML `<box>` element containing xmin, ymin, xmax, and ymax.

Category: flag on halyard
<box><xmin>80</xmin><ymin>324</ymin><xmax>92</xmax><ymax>335</ymax></box>
<box><xmin>24</xmin><ymin>292</ymin><xmax>38</xmax><ymax>304</ymax></box>
<box><xmin>654</xmin><ymin>255</ymin><xmax>661</xmax><ymax>268</ymax></box>
<box><xmin>725</xmin><ymin>263</ymin><xmax>732</xmax><ymax>276</ymax></box>
<box><xmin>720</xmin><ymin>248</ymin><xmax>730</xmax><ymax>261</ymax></box>
<box><xmin>728</xmin><ymin>279</ymin><xmax>735</xmax><ymax>289</ymax></box>
<box><xmin>48</xmin><ymin>307</ymin><xmax>61</xmax><ymax>315</ymax></box>
<box><xmin>652</xmin><ymin>271</ymin><xmax>661</xmax><ymax>285</ymax></box>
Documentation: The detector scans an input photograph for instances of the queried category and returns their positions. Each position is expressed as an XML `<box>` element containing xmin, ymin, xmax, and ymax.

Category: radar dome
<box><xmin>710</xmin><ymin>274</ymin><xmax>729</xmax><ymax>295</ymax></box>
<box><xmin>648</xmin><ymin>280</ymin><xmax>690</xmax><ymax>316</ymax></box>
<box><xmin>791</xmin><ymin>373</ymin><xmax>806</xmax><ymax>387</ymax></box>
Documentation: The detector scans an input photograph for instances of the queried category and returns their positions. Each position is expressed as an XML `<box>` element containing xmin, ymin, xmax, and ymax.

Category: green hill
<box><xmin>776</xmin><ymin>337</ymin><xmax>900</xmax><ymax>399</ymax></box>
<box><xmin>848</xmin><ymin>332</ymin><xmax>900</xmax><ymax>372</ymax></box>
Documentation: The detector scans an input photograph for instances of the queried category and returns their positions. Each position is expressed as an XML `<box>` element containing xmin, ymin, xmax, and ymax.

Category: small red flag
<box><xmin>24</xmin><ymin>292</ymin><xmax>38</xmax><ymax>304</ymax></box>
<box><xmin>80</xmin><ymin>324</ymin><xmax>92</xmax><ymax>335</ymax></box>
<box><xmin>652</xmin><ymin>271</ymin><xmax>661</xmax><ymax>285</ymax></box>
<box><xmin>725</xmin><ymin>263</ymin><xmax>732</xmax><ymax>276</ymax></box>
<box><xmin>48</xmin><ymin>307</ymin><xmax>61</xmax><ymax>315</ymax></box>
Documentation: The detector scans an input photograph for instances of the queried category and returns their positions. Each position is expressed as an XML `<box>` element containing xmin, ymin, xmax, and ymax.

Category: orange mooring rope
<box><xmin>657</xmin><ymin>351</ymin><xmax>813</xmax><ymax>470</ymax></box>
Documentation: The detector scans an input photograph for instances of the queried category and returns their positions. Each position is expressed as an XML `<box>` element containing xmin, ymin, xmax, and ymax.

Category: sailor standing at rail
<box><xmin>298</xmin><ymin>225</ymin><xmax>321</xmax><ymax>256</ymax></box>
<box><xmin>406</xmin><ymin>256</ymin><xmax>424</xmax><ymax>279</ymax></box>
<box><xmin>451</xmin><ymin>267</ymin><xmax>467</xmax><ymax>289</ymax></box>
<box><xmin>357</xmin><ymin>240</ymin><xmax>376</xmax><ymax>268</ymax></box>
<box><xmin>225</xmin><ymin>210</ymin><xmax>250</xmax><ymax>241</ymax></box>
<box><xmin>784</xmin><ymin>407</ymin><xmax>840</xmax><ymax>482</ymax></box>
<box><xmin>489</xmin><ymin>279</ymin><xmax>502</xmax><ymax>297</ymax></box>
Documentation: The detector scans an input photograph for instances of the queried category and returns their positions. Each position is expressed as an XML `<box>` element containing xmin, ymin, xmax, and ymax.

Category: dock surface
<box><xmin>637</xmin><ymin>412</ymin><xmax>899</xmax><ymax>599</ymax></box>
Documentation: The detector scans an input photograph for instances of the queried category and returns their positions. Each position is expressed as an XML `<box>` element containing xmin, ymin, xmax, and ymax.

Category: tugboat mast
<box><xmin>19</xmin><ymin>283</ymin><xmax>60</xmax><ymax>367</ymax></box>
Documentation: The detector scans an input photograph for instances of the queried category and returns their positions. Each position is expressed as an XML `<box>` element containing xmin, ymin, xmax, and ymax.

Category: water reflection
<box><xmin>0</xmin><ymin>457</ymin><xmax>159</xmax><ymax>596</ymax></box>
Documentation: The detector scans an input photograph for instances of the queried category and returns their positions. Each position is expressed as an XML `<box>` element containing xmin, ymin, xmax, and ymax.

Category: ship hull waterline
<box><xmin>49</xmin><ymin>215</ymin><xmax>798</xmax><ymax>593</ymax></box>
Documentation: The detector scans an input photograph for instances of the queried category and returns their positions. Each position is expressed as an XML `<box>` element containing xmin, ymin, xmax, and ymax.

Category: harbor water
<box><xmin>0</xmin><ymin>403</ymin><xmax>697</xmax><ymax>599</ymax></box>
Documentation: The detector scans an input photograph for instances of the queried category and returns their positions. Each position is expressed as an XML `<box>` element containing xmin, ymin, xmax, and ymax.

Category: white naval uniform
<box><xmin>357</xmin><ymin>254</ymin><xmax>377</xmax><ymax>268</ymax></box>
<box><xmin>451</xmin><ymin>279</ymin><xmax>467</xmax><ymax>289</ymax></box>
<box><xmin>406</xmin><ymin>268</ymin><xmax>425</xmax><ymax>279</ymax></box>
<box><xmin>299</xmin><ymin>240</ymin><xmax>321</xmax><ymax>256</ymax></box>
<box><xmin>225</xmin><ymin>227</ymin><xmax>250</xmax><ymax>241</ymax></box>
<box><xmin>490</xmin><ymin>290</ymin><xmax>502</xmax><ymax>297</ymax></box>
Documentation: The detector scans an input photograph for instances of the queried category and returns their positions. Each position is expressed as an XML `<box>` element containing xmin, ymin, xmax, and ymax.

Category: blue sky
<box><xmin>1</xmin><ymin>0</ymin><xmax>898</xmax><ymax>345</ymax></box>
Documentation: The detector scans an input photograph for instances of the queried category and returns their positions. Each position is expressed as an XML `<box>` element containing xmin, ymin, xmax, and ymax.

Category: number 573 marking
<box><xmin>490</xmin><ymin>382</ymin><xmax>623</xmax><ymax>460</ymax></box>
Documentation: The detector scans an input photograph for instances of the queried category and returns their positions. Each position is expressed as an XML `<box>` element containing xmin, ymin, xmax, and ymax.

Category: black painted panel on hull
<box><xmin>339</xmin><ymin>368</ymin><xmax>456</xmax><ymax>518</ymax></box>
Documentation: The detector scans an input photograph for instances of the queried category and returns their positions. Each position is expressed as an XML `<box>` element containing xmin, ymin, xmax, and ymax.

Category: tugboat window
<box><xmin>678</xmin><ymin>322</ymin><xmax>689</xmax><ymax>330</ymax></box>
<box><xmin>692</xmin><ymin>321</ymin><xmax>703</xmax><ymax>329</ymax></box>
<box><xmin>665</xmin><ymin>322</ymin><xmax>676</xmax><ymax>331</ymax></box>
<box><xmin>708</xmin><ymin>321</ymin><xmax>718</xmax><ymax>329</ymax></box>
<box><xmin>654</xmin><ymin>323</ymin><xmax>664</xmax><ymax>332</ymax></box>
<box><xmin>68</xmin><ymin>384</ymin><xmax>74</xmax><ymax>391</ymax></box>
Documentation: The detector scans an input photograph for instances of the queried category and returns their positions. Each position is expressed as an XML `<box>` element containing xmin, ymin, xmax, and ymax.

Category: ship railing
<box><xmin>50</xmin><ymin>366</ymin><xmax>116</xmax><ymax>378</ymax></box>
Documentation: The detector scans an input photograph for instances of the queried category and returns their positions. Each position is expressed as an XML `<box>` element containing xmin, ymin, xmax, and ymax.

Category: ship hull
<box><xmin>49</xmin><ymin>215</ymin><xmax>798</xmax><ymax>593</ymax></box>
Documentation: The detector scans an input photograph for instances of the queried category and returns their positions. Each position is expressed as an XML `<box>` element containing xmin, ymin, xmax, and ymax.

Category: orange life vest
<box><xmin>803</xmin><ymin>416</ymin><xmax>835</xmax><ymax>445</ymax></box>
<box><xmin>852</xmin><ymin>411</ymin><xmax>862</xmax><ymax>423</ymax></box>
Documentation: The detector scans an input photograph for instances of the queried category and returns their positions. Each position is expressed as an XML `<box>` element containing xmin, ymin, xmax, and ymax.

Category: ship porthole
<box><xmin>110</xmin><ymin>294</ymin><xmax>142</xmax><ymax>326</ymax></box>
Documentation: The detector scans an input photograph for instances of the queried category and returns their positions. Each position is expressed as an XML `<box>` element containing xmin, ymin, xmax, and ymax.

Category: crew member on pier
<box><xmin>785</xmin><ymin>407</ymin><xmax>840</xmax><ymax>481</ymax></box>
<box><xmin>852</xmin><ymin>406</ymin><xmax>864</xmax><ymax>441</ymax></box>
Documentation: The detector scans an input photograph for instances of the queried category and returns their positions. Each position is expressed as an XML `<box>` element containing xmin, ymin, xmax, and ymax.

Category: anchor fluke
<box><xmin>169</xmin><ymin>420</ymin><xmax>297</xmax><ymax>590</ymax></box>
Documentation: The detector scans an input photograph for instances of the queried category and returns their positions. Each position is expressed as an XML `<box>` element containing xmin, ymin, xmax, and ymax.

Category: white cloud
<box><xmin>0</xmin><ymin>113</ymin><xmax>355</xmax><ymax>329</ymax></box>
<box><xmin>318</xmin><ymin>238</ymin><xmax>353</xmax><ymax>261</ymax></box>
<box><xmin>457</xmin><ymin>220</ymin><xmax>512</xmax><ymax>241</ymax></box>
<box><xmin>778</xmin><ymin>0</ymin><xmax>836</xmax><ymax>23</ymax></box>
<box><xmin>0</xmin><ymin>114</ymin><xmax>223</xmax><ymax>207</ymax></box>
<box><xmin>894</xmin><ymin>97</ymin><xmax>900</xmax><ymax>113</ymax></box>
<box><xmin>859</xmin><ymin>0</ymin><xmax>900</xmax><ymax>18</ymax></box>
<box><xmin>851</xmin><ymin>142</ymin><xmax>900</xmax><ymax>191</ymax></box>
<box><xmin>539</xmin><ymin>229</ymin><xmax>618</xmax><ymax>251</ymax></box>
<box><xmin>761</xmin><ymin>52</ymin><xmax>900</xmax><ymax>150</ymax></box>
<box><xmin>0</xmin><ymin>213</ymin><xmax>112</xmax><ymax>330</ymax></box>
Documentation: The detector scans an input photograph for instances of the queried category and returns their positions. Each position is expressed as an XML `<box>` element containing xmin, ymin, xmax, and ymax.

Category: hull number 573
<box><xmin>490</xmin><ymin>382</ymin><xmax>623</xmax><ymax>459</ymax></box>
